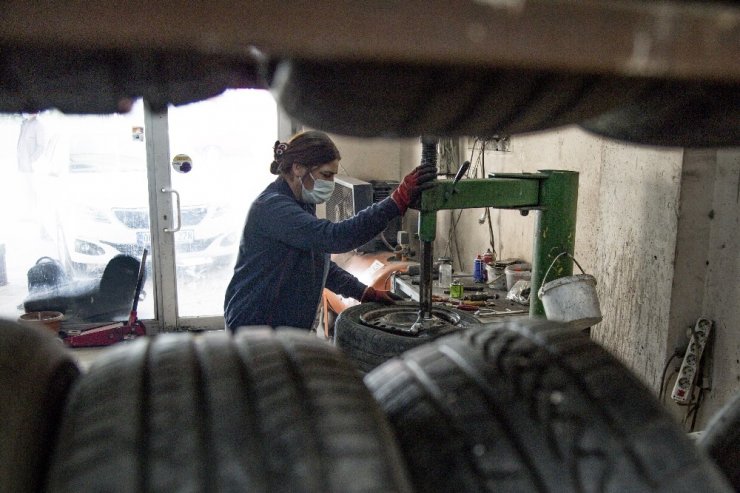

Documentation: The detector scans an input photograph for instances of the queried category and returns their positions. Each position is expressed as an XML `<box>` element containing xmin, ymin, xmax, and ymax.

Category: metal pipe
<box><xmin>420</xmin><ymin>240</ymin><xmax>434</xmax><ymax>319</ymax></box>
<box><xmin>417</xmin><ymin>136</ymin><xmax>439</xmax><ymax>325</ymax></box>
<box><xmin>530</xmin><ymin>170</ymin><xmax>579</xmax><ymax>317</ymax></box>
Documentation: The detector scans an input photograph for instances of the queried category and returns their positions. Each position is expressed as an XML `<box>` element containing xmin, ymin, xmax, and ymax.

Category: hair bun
<box><xmin>269</xmin><ymin>160</ymin><xmax>280</xmax><ymax>175</ymax></box>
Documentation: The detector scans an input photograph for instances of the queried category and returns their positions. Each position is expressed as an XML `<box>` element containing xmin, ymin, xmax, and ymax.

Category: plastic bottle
<box><xmin>450</xmin><ymin>280</ymin><xmax>464</xmax><ymax>299</ymax></box>
<box><xmin>482</xmin><ymin>249</ymin><xmax>494</xmax><ymax>266</ymax></box>
<box><xmin>438</xmin><ymin>257</ymin><xmax>452</xmax><ymax>287</ymax></box>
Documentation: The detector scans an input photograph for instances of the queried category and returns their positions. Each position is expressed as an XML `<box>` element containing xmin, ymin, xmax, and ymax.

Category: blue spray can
<box><xmin>473</xmin><ymin>256</ymin><xmax>486</xmax><ymax>283</ymax></box>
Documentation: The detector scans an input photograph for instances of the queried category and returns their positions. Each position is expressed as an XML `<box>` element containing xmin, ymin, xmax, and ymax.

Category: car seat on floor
<box><xmin>23</xmin><ymin>255</ymin><xmax>142</xmax><ymax>323</ymax></box>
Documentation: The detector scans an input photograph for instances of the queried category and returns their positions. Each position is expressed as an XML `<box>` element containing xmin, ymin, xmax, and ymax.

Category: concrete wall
<box><xmin>329</xmin><ymin>131</ymin><xmax>739</xmax><ymax>430</ymax></box>
<box><xmin>592</xmin><ymin>141</ymin><xmax>683</xmax><ymax>394</ymax></box>
<box><xmin>673</xmin><ymin>149</ymin><xmax>740</xmax><ymax>425</ymax></box>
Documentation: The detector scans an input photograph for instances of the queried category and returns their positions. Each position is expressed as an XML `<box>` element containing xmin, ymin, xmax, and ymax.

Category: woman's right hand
<box><xmin>391</xmin><ymin>165</ymin><xmax>437</xmax><ymax>214</ymax></box>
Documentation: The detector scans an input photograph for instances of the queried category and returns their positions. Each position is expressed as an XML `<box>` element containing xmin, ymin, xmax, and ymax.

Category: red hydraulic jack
<box><xmin>62</xmin><ymin>249</ymin><xmax>148</xmax><ymax>348</ymax></box>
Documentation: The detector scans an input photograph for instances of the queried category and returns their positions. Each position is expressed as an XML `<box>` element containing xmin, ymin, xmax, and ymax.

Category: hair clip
<box><xmin>273</xmin><ymin>141</ymin><xmax>288</xmax><ymax>158</ymax></box>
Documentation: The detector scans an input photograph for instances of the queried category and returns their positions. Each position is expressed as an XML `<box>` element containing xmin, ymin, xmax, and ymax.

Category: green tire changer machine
<box><xmin>411</xmin><ymin>137</ymin><xmax>579</xmax><ymax>331</ymax></box>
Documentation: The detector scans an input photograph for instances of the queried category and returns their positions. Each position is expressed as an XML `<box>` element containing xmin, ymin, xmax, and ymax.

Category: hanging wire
<box><xmin>658</xmin><ymin>353</ymin><xmax>679</xmax><ymax>403</ymax></box>
<box><xmin>688</xmin><ymin>387</ymin><xmax>705</xmax><ymax>432</ymax></box>
<box><xmin>443</xmin><ymin>137</ymin><xmax>487</xmax><ymax>271</ymax></box>
<box><xmin>478</xmin><ymin>139</ymin><xmax>497</xmax><ymax>261</ymax></box>
<box><xmin>438</xmin><ymin>139</ymin><xmax>458</xmax><ymax>177</ymax></box>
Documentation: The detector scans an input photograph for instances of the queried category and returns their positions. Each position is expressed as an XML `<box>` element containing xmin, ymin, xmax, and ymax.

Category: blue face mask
<box><xmin>301</xmin><ymin>171</ymin><xmax>335</xmax><ymax>204</ymax></box>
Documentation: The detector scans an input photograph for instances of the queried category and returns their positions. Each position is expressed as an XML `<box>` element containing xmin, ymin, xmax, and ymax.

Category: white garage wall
<box><xmin>592</xmin><ymin>140</ymin><xmax>683</xmax><ymax>390</ymax></box>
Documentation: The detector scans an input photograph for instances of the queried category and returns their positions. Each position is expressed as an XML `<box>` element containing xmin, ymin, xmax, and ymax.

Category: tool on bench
<box><xmin>475</xmin><ymin>307</ymin><xmax>528</xmax><ymax>317</ymax></box>
<box><xmin>455</xmin><ymin>303</ymin><xmax>484</xmax><ymax>312</ymax></box>
<box><xmin>463</xmin><ymin>293</ymin><xmax>490</xmax><ymax>301</ymax></box>
<box><xmin>62</xmin><ymin>249</ymin><xmax>148</xmax><ymax>347</ymax></box>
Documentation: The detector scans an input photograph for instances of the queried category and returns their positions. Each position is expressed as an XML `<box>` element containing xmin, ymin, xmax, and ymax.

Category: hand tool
<box><xmin>455</xmin><ymin>304</ymin><xmax>480</xmax><ymax>312</ymax></box>
<box><xmin>463</xmin><ymin>293</ymin><xmax>490</xmax><ymax>301</ymax></box>
<box><xmin>474</xmin><ymin>307</ymin><xmax>528</xmax><ymax>317</ymax></box>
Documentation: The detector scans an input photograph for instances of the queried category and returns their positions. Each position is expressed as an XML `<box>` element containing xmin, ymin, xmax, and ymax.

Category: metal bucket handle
<box><xmin>540</xmin><ymin>251</ymin><xmax>586</xmax><ymax>289</ymax></box>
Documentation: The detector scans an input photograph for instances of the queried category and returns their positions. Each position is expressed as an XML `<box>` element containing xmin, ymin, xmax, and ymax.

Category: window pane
<box><xmin>167</xmin><ymin>89</ymin><xmax>277</xmax><ymax>318</ymax></box>
<box><xmin>0</xmin><ymin>106</ymin><xmax>155</xmax><ymax>325</ymax></box>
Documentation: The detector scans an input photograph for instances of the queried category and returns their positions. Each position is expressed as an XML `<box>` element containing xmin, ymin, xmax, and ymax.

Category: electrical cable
<box><xmin>444</xmin><ymin>137</ymin><xmax>479</xmax><ymax>271</ymax></box>
<box><xmin>685</xmin><ymin>326</ymin><xmax>715</xmax><ymax>431</ymax></box>
<box><xmin>379</xmin><ymin>230</ymin><xmax>395</xmax><ymax>252</ymax></box>
<box><xmin>658</xmin><ymin>353</ymin><xmax>678</xmax><ymax>402</ymax></box>
<box><xmin>661</xmin><ymin>369</ymin><xmax>678</xmax><ymax>405</ymax></box>
<box><xmin>439</xmin><ymin>139</ymin><xmax>457</xmax><ymax>177</ymax></box>
<box><xmin>688</xmin><ymin>387</ymin><xmax>705</xmax><ymax>432</ymax></box>
<box><xmin>477</xmin><ymin>139</ymin><xmax>497</xmax><ymax>261</ymax></box>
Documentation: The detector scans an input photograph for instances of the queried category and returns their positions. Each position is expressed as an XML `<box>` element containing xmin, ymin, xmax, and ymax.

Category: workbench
<box><xmin>392</xmin><ymin>272</ymin><xmax>530</xmax><ymax>323</ymax></box>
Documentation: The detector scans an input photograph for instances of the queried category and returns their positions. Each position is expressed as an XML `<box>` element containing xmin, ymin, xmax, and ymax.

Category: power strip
<box><xmin>671</xmin><ymin>318</ymin><xmax>712</xmax><ymax>404</ymax></box>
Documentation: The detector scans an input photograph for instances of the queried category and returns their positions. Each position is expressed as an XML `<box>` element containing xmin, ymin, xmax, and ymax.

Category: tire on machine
<box><xmin>364</xmin><ymin>319</ymin><xmax>733</xmax><ymax>493</ymax></box>
<box><xmin>45</xmin><ymin>328</ymin><xmax>412</xmax><ymax>493</ymax></box>
<box><xmin>698</xmin><ymin>391</ymin><xmax>740</xmax><ymax>490</ymax></box>
<box><xmin>334</xmin><ymin>301</ymin><xmax>480</xmax><ymax>374</ymax></box>
<box><xmin>0</xmin><ymin>320</ymin><xmax>80</xmax><ymax>493</ymax></box>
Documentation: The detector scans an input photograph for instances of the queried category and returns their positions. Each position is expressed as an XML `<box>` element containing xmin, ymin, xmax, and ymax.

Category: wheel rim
<box><xmin>359</xmin><ymin>305</ymin><xmax>465</xmax><ymax>336</ymax></box>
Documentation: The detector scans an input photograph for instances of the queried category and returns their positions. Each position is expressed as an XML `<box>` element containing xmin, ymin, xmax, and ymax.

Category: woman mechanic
<box><xmin>224</xmin><ymin>130</ymin><xmax>436</xmax><ymax>332</ymax></box>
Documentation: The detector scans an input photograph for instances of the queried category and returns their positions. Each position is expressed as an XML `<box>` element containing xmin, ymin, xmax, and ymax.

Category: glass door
<box><xmin>0</xmin><ymin>89</ymin><xmax>278</xmax><ymax>332</ymax></box>
<box><xmin>0</xmin><ymin>104</ymin><xmax>156</xmax><ymax>325</ymax></box>
<box><xmin>166</xmin><ymin>89</ymin><xmax>278</xmax><ymax>326</ymax></box>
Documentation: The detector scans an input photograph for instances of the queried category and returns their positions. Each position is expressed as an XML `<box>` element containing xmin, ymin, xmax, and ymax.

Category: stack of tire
<box><xmin>1</xmin><ymin>318</ymin><xmax>737</xmax><ymax>492</ymax></box>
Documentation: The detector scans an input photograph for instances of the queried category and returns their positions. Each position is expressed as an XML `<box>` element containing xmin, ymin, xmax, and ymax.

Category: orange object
<box><xmin>322</xmin><ymin>251</ymin><xmax>417</xmax><ymax>337</ymax></box>
<box><xmin>18</xmin><ymin>311</ymin><xmax>64</xmax><ymax>333</ymax></box>
<box><xmin>455</xmin><ymin>303</ymin><xmax>480</xmax><ymax>311</ymax></box>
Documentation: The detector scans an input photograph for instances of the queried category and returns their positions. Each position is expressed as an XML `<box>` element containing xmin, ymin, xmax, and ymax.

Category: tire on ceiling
<box><xmin>269</xmin><ymin>58</ymin><xmax>740</xmax><ymax>147</ymax></box>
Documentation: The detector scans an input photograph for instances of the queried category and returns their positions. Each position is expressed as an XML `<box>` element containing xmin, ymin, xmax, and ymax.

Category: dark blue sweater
<box><xmin>224</xmin><ymin>177</ymin><xmax>401</xmax><ymax>331</ymax></box>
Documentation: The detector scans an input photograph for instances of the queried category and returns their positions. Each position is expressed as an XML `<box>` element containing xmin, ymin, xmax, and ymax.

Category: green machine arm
<box><xmin>417</xmin><ymin>170</ymin><xmax>579</xmax><ymax>317</ymax></box>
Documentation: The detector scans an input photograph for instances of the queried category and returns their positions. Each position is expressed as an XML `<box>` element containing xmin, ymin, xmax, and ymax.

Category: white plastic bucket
<box><xmin>538</xmin><ymin>253</ymin><xmax>602</xmax><ymax>330</ymax></box>
<box><xmin>504</xmin><ymin>262</ymin><xmax>531</xmax><ymax>290</ymax></box>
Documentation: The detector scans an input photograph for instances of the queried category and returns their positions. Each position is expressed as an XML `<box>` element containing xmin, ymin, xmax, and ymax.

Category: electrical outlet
<box><xmin>671</xmin><ymin>318</ymin><xmax>712</xmax><ymax>404</ymax></box>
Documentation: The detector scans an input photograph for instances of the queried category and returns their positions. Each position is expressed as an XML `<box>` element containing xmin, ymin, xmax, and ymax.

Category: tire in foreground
<box><xmin>365</xmin><ymin>320</ymin><xmax>732</xmax><ymax>493</ymax></box>
<box><xmin>0</xmin><ymin>319</ymin><xmax>80</xmax><ymax>493</ymax></box>
<box><xmin>698</xmin><ymin>390</ymin><xmax>740</xmax><ymax>490</ymax></box>
<box><xmin>46</xmin><ymin>328</ymin><xmax>411</xmax><ymax>492</ymax></box>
